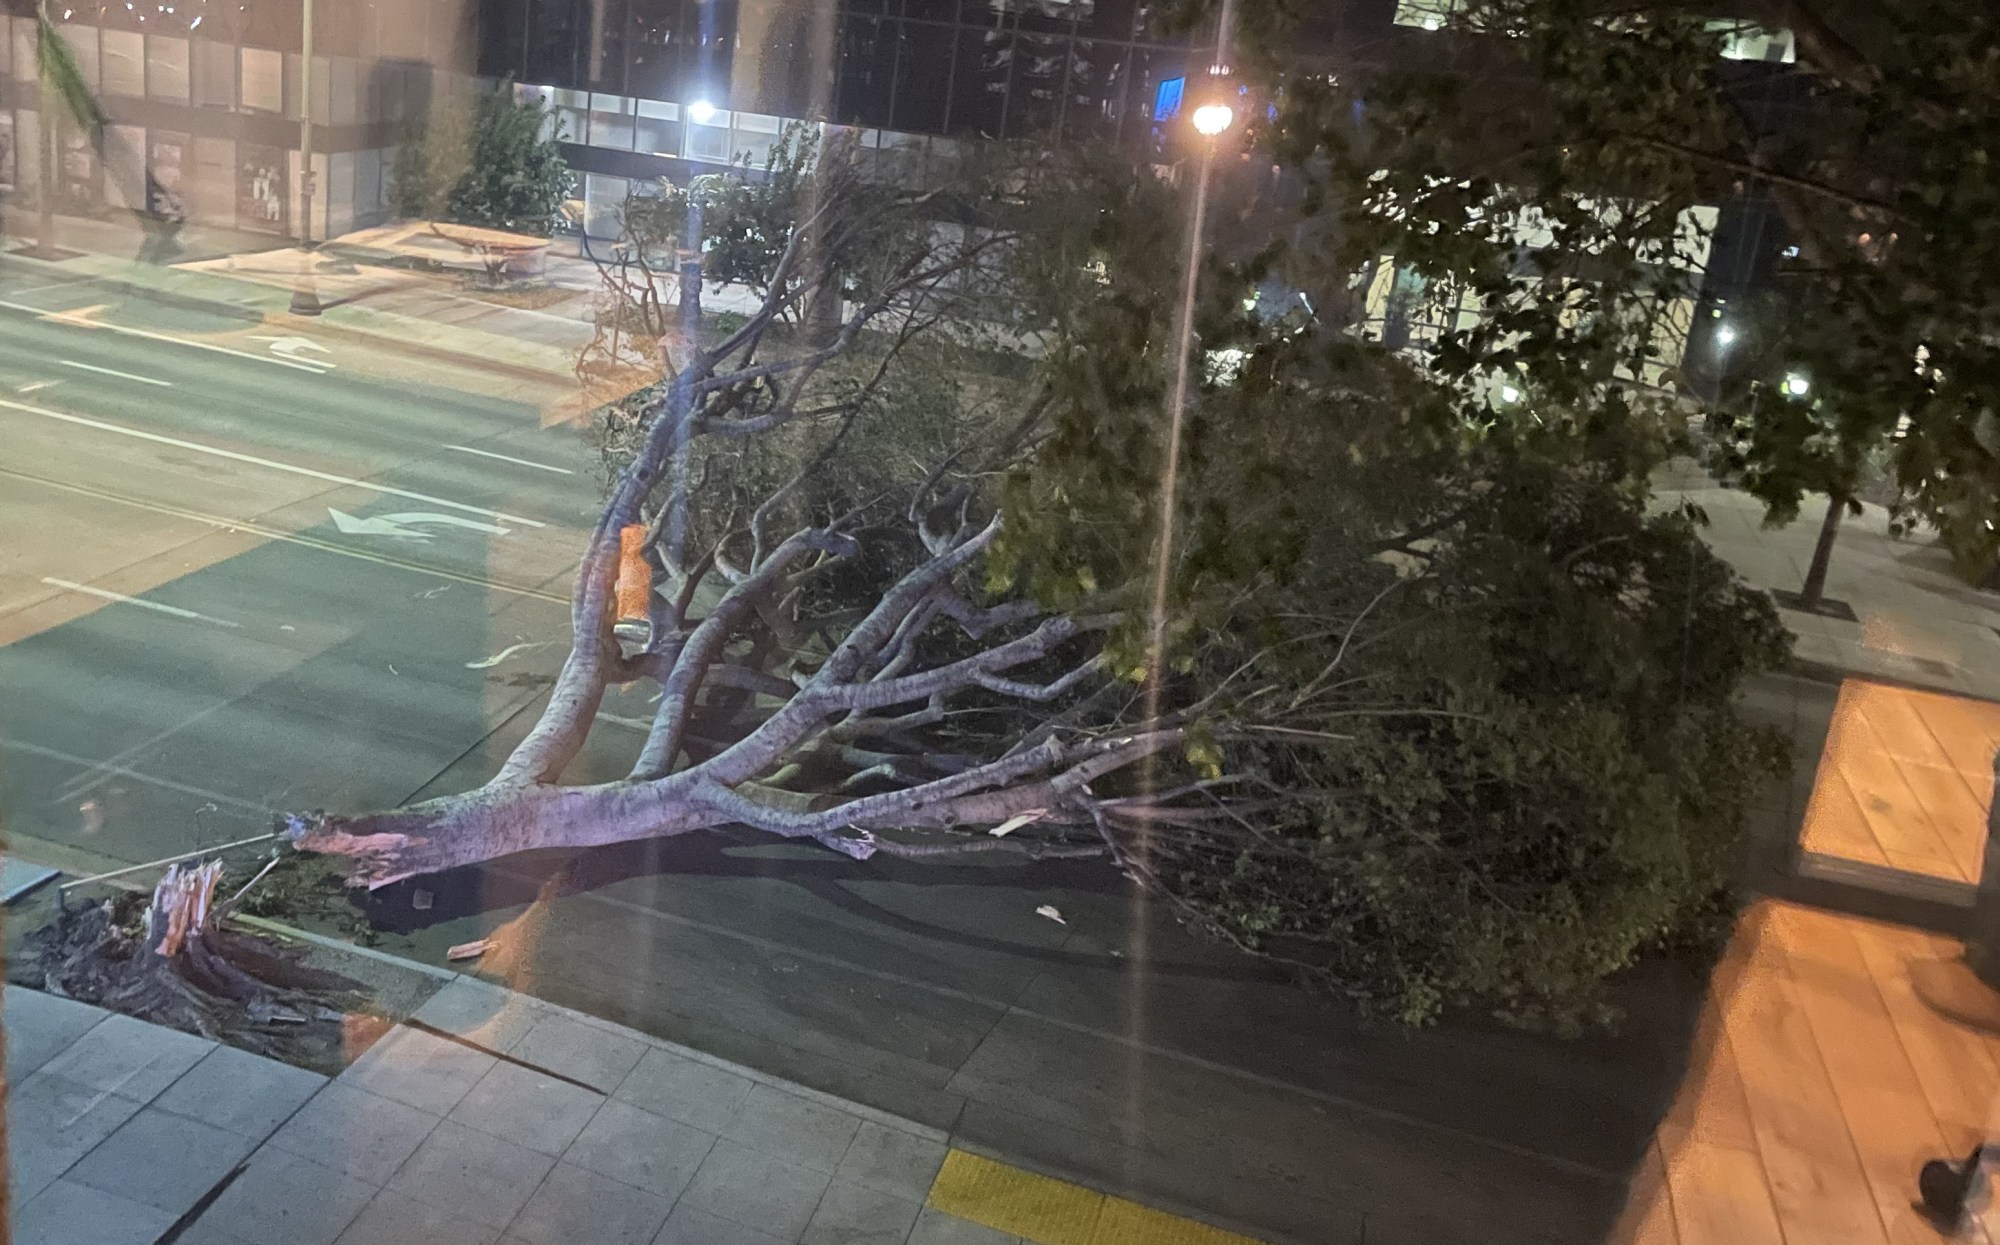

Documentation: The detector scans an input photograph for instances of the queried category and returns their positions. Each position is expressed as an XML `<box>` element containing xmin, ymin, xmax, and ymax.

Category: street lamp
<box><xmin>1784</xmin><ymin>372</ymin><xmax>1811</xmax><ymax>397</ymax></box>
<box><xmin>1715</xmin><ymin>323</ymin><xmax>1738</xmax><ymax>349</ymax></box>
<box><xmin>686</xmin><ymin>99</ymin><xmax>717</xmax><ymax>125</ymax></box>
<box><xmin>288</xmin><ymin>0</ymin><xmax>322</xmax><ymax>315</ymax></box>
<box><xmin>1191</xmin><ymin>103</ymin><xmax>1235</xmax><ymax>137</ymax></box>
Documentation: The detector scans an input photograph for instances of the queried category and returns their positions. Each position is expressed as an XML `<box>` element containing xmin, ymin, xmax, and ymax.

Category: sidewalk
<box><xmin>5</xmin><ymin>972</ymin><xmax>1263</xmax><ymax>1245</ymax></box>
<box><xmin>0</xmin><ymin>207</ymin><xmax>780</xmax><ymax>394</ymax></box>
<box><xmin>1657</xmin><ymin>467</ymin><xmax>2000</xmax><ymax>703</ymax></box>
<box><xmin>1</xmin><ymin>208</ymin><xmax>593</xmax><ymax>385</ymax></box>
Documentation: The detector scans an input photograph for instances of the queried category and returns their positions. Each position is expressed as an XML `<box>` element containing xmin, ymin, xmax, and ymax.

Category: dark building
<box><xmin>482</xmin><ymin>0</ymin><xmax>1248</xmax><ymax>235</ymax></box>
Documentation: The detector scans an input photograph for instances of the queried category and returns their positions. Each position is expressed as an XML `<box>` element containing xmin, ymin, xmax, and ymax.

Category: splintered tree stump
<box><xmin>20</xmin><ymin>858</ymin><xmax>366</xmax><ymax>1056</ymax></box>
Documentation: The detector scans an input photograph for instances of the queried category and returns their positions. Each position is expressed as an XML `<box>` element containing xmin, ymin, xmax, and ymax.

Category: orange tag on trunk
<box><xmin>615</xmin><ymin>524</ymin><xmax>651</xmax><ymax>622</ymax></box>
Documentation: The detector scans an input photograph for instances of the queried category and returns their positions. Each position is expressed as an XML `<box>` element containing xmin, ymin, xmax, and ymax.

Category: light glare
<box><xmin>1191</xmin><ymin>104</ymin><xmax>1235</xmax><ymax>137</ymax></box>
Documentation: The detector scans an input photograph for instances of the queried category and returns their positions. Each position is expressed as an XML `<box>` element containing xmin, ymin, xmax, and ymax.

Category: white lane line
<box><xmin>41</xmin><ymin>576</ymin><xmax>241</xmax><ymax>628</ymax></box>
<box><xmin>0</xmin><ymin>737</ymin><xmax>268</xmax><ymax>813</ymax></box>
<box><xmin>0</xmin><ymin>398</ymin><xmax>549</xmax><ymax>528</ymax></box>
<box><xmin>61</xmin><ymin>359</ymin><xmax>174</xmax><ymax>387</ymax></box>
<box><xmin>0</xmin><ymin>297</ymin><xmax>329</xmax><ymax>374</ymax></box>
<box><xmin>448</xmin><ymin>444</ymin><xmax>574</xmax><ymax>475</ymax></box>
<box><xmin>16</xmin><ymin>379</ymin><xmax>58</xmax><ymax>393</ymax></box>
<box><xmin>0</xmin><ymin>466</ymin><xmax>572</xmax><ymax>605</ymax></box>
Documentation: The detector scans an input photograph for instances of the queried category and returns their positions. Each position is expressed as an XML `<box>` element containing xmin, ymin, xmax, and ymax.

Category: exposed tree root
<box><xmin>19</xmin><ymin>862</ymin><xmax>369</xmax><ymax>1062</ymax></box>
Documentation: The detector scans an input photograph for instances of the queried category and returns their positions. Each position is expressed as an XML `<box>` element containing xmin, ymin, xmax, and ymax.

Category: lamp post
<box><xmin>288</xmin><ymin>0</ymin><xmax>322</xmax><ymax>315</ymax></box>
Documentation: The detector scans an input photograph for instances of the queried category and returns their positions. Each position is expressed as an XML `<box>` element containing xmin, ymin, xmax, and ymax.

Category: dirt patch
<box><xmin>461</xmin><ymin>282</ymin><xmax>581</xmax><ymax>311</ymax></box>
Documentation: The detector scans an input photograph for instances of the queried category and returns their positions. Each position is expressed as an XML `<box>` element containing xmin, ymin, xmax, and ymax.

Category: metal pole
<box><xmin>34</xmin><ymin>2</ymin><xmax>59</xmax><ymax>258</ymax></box>
<box><xmin>288</xmin><ymin>0</ymin><xmax>323</xmax><ymax>314</ymax></box>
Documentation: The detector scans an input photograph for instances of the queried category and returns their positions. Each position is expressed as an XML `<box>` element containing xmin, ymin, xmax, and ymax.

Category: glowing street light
<box><xmin>687</xmin><ymin>99</ymin><xmax>717</xmax><ymax>125</ymax></box>
<box><xmin>1715</xmin><ymin>323</ymin><xmax>1738</xmax><ymax>348</ymax></box>
<box><xmin>1499</xmin><ymin>384</ymin><xmax>1522</xmax><ymax>404</ymax></box>
<box><xmin>1784</xmin><ymin>372</ymin><xmax>1811</xmax><ymax>397</ymax></box>
<box><xmin>1191</xmin><ymin>103</ymin><xmax>1236</xmax><ymax>137</ymax></box>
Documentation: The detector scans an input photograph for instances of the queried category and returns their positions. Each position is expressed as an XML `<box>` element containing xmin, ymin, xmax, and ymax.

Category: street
<box><xmin>0</xmin><ymin>262</ymin><xmax>597</xmax><ymax>866</ymax></box>
<box><xmin>0</xmin><ymin>262</ymin><xmax>1707</xmax><ymax>1245</ymax></box>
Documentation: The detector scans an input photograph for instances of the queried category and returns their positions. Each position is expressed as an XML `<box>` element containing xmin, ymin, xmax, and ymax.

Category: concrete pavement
<box><xmin>10</xmin><ymin>975</ymin><xmax>1244</xmax><ymax>1244</ymax></box>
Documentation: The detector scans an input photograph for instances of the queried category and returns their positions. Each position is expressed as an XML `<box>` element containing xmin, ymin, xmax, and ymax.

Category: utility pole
<box><xmin>288</xmin><ymin>0</ymin><xmax>322</xmax><ymax>314</ymax></box>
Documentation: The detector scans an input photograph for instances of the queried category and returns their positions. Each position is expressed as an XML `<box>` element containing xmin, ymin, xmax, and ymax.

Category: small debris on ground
<box><xmin>446</xmin><ymin>938</ymin><xmax>493</xmax><ymax>961</ymax></box>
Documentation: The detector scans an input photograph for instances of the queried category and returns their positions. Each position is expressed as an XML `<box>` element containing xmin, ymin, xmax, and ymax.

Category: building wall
<box><xmin>0</xmin><ymin>0</ymin><xmax>478</xmax><ymax>240</ymax></box>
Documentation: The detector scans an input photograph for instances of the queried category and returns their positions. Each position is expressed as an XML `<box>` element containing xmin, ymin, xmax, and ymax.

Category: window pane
<box><xmin>148</xmin><ymin>34</ymin><xmax>191</xmax><ymax>101</ymax></box>
<box><xmin>835</xmin><ymin>14</ymin><xmax>897</xmax><ymax>129</ymax></box>
<box><xmin>242</xmin><ymin>48</ymin><xmax>283</xmax><ymax>113</ymax></box>
<box><xmin>193</xmin><ymin>38</ymin><xmax>235</xmax><ymax>108</ymax></box>
<box><xmin>101</xmin><ymin>30</ymin><xmax>144</xmax><ymax>97</ymax></box>
<box><xmin>948</xmin><ymin>25</ymin><xmax>1009</xmax><ymax>137</ymax></box>
<box><xmin>892</xmin><ymin>20</ymin><xmax>952</xmax><ymax>133</ymax></box>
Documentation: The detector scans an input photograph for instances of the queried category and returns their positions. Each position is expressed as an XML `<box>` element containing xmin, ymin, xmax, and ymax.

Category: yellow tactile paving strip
<box><xmin>926</xmin><ymin>1149</ymin><xmax>1267</xmax><ymax>1245</ymax></box>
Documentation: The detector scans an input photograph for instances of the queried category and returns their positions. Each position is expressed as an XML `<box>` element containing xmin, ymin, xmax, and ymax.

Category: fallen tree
<box><xmin>284</xmin><ymin>129</ymin><xmax>1790</xmax><ymax>1028</ymax></box>
<box><xmin>290</xmin><ymin>154</ymin><xmax>1186</xmax><ymax>888</ymax></box>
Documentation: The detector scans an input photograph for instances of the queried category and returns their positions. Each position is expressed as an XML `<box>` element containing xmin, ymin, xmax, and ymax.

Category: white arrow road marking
<box><xmin>0</xmin><ymin>399</ymin><xmax>547</xmax><ymax>527</ymax></box>
<box><xmin>465</xmin><ymin>640</ymin><xmax>559</xmax><ymax>669</ymax></box>
<box><xmin>327</xmin><ymin>508</ymin><xmax>512</xmax><ymax>538</ymax></box>
<box><xmin>41</xmin><ymin>577</ymin><xmax>241</xmax><ymax>628</ymax></box>
<box><xmin>447</xmin><ymin>444</ymin><xmax>574</xmax><ymax>475</ymax></box>
<box><xmin>60</xmin><ymin>359</ymin><xmax>173</xmax><ymax>387</ymax></box>
<box><xmin>249</xmin><ymin>335</ymin><xmax>335</xmax><ymax>369</ymax></box>
<box><xmin>0</xmin><ymin>298</ymin><xmax>328</xmax><ymax>373</ymax></box>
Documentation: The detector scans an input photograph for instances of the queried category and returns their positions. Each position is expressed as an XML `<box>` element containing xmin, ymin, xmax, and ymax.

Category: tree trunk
<box><xmin>37</xmin><ymin>76</ymin><xmax>58</xmax><ymax>258</ymax></box>
<box><xmin>1798</xmin><ymin>492</ymin><xmax>1846</xmax><ymax>610</ymax></box>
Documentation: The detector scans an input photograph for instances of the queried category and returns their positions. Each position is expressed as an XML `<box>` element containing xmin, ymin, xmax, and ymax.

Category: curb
<box><xmin>1785</xmin><ymin>655</ymin><xmax>2000</xmax><ymax>705</ymax></box>
<box><xmin>0</xmin><ymin>252</ymin><xmax>268</xmax><ymax>323</ymax></box>
<box><xmin>1</xmin><ymin>249</ymin><xmax>584</xmax><ymax>389</ymax></box>
<box><xmin>257</xmin><ymin>308</ymin><xmax>579</xmax><ymax>388</ymax></box>
<box><xmin>238</xmin><ymin>911</ymin><xmax>952</xmax><ymax>1143</ymax></box>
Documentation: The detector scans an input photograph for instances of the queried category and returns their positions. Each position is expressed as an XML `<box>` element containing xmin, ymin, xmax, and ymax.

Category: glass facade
<box><xmin>491</xmin><ymin>0</ymin><xmax>1192</xmax><ymax>153</ymax></box>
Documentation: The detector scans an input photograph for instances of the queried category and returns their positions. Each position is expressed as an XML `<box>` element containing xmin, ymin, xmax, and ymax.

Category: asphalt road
<box><xmin>0</xmin><ymin>260</ymin><xmax>1711</xmax><ymax>1245</ymax></box>
<box><xmin>0</xmin><ymin>263</ymin><xmax>597</xmax><ymax>865</ymax></box>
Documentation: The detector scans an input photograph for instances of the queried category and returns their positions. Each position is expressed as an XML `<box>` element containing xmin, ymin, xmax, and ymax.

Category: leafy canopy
<box><xmin>391</xmin><ymin>84</ymin><xmax>573</xmax><ymax>236</ymax></box>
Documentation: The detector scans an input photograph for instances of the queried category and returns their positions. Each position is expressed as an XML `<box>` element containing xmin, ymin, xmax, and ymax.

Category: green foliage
<box><xmin>390</xmin><ymin>84</ymin><xmax>572</xmax><ymax>235</ymax></box>
<box><xmin>995</xmin><ymin>109</ymin><xmax>1791</xmax><ymax>1026</ymax></box>
<box><xmin>627</xmin><ymin>126</ymin><xmax>934</xmax><ymax>328</ymax></box>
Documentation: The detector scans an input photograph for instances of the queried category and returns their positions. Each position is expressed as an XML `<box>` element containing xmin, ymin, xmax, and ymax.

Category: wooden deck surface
<box><xmin>1613</xmin><ymin>675</ymin><xmax>2000</xmax><ymax>1243</ymax></box>
<box><xmin>1799</xmin><ymin>680</ymin><xmax>2000</xmax><ymax>883</ymax></box>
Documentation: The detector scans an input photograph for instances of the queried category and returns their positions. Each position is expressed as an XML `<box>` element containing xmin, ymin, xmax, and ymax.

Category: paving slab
<box><xmin>66</xmin><ymin>1104</ymin><xmax>259</xmax><ymax>1216</ymax></box>
<box><xmin>265</xmin><ymin>1081</ymin><xmax>443</xmax><ymax>1185</ymax></box>
<box><xmin>2</xmin><ymin>985</ymin><xmax>106</xmax><ymax>1079</ymax></box>
<box><xmin>36</xmin><ymin>1009</ymin><xmax>213</xmax><ymax>1102</ymax></box>
<box><xmin>6</xmin><ymin>1069</ymin><xmax>147</xmax><ymax>1203</ymax></box>
<box><xmin>504</xmin><ymin>1161</ymin><xmax>673</xmax><ymax>1245</ymax></box>
<box><xmin>387</xmin><ymin>1119</ymin><xmax>557</xmax><ymax>1230</ymax></box>
<box><xmin>339</xmin><ymin>1024</ymin><xmax>497</xmax><ymax>1115</ymax></box>
<box><xmin>560</xmin><ymin>1097</ymin><xmax>716</xmax><ymax>1199</ymax></box>
<box><xmin>194</xmin><ymin>1146</ymin><xmax>378</xmax><ymax>1245</ymax></box>
<box><xmin>154</xmin><ymin>1041</ymin><xmax>327</xmax><ymax>1136</ymax></box>
<box><xmin>12</xmin><ymin>1177</ymin><xmax>179</xmax><ymax>1245</ymax></box>
<box><xmin>447</xmin><ymin>1058</ymin><xmax>603</xmax><ymax>1155</ymax></box>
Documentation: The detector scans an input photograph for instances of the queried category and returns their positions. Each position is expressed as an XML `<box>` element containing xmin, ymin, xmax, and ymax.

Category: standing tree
<box><xmin>390</xmin><ymin>83</ymin><xmax>573</xmax><ymax>237</ymax></box>
<box><xmin>1320</xmin><ymin>0</ymin><xmax>2000</xmax><ymax>600</ymax></box>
